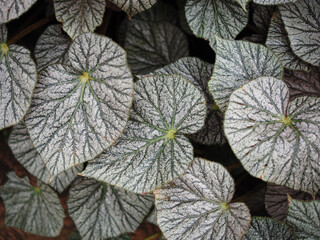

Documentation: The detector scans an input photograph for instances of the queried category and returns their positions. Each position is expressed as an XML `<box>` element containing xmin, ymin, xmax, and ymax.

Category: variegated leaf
<box><xmin>25</xmin><ymin>33</ymin><xmax>133</xmax><ymax>177</ymax></box>
<box><xmin>253</xmin><ymin>0</ymin><xmax>297</xmax><ymax>4</ymax></box>
<box><xmin>208</xmin><ymin>38</ymin><xmax>283</xmax><ymax>112</ymax></box>
<box><xmin>9</xmin><ymin>122</ymin><xmax>83</xmax><ymax>193</ymax></box>
<box><xmin>287</xmin><ymin>199</ymin><xmax>320</xmax><ymax>239</ymax></box>
<box><xmin>67</xmin><ymin>177</ymin><xmax>153</xmax><ymax>240</ymax></box>
<box><xmin>54</xmin><ymin>0</ymin><xmax>106</xmax><ymax>39</ymax></box>
<box><xmin>279</xmin><ymin>0</ymin><xmax>320</xmax><ymax>66</ymax></box>
<box><xmin>0</xmin><ymin>172</ymin><xmax>64</xmax><ymax>237</ymax></box>
<box><xmin>224</xmin><ymin>76</ymin><xmax>320</xmax><ymax>195</ymax></box>
<box><xmin>154</xmin><ymin>158</ymin><xmax>251</xmax><ymax>240</ymax></box>
<box><xmin>152</xmin><ymin>57</ymin><xmax>225</xmax><ymax>145</ymax></box>
<box><xmin>266</xmin><ymin>10</ymin><xmax>313</xmax><ymax>71</ymax></box>
<box><xmin>252</xmin><ymin>4</ymin><xmax>275</xmax><ymax>33</ymax></box>
<box><xmin>0</xmin><ymin>24</ymin><xmax>37</xmax><ymax>130</ymax></box>
<box><xmin>35</xmin><ymin>24</ymin><xmax>71</xmax><ymax>72</ymax></box>
<box><xmin>109</xmin><ymin>0</ymin><xmax>157</xmax><ymax>17</ymax></box>
<box><xmin>243</xmin><ymin>217</ymin><xmax>295</xmax><ymax>239</ymax></box>
<box><xmin>81</xmin><ymin>75</ymin><xmax>206</xmax><ymax>193</ymax></box>
<box><xmin>123</xmin><ymin>20</ymin><xmax>189</xmax><ymax>74</ymax></box>
<box><xmin>0</xmin><ymin>0</ymin><xmax>38</xmax><ymax>23</ymax></box>
<box><xmin>185</xmin><ymin>0</ymin><xmax>248</xmax><ymax>43</ymax></box>
<box><xmin>146</xmin><ymin>209</ymin><xmax>157</xmax><ymax>225</ymax></box>
<box><xmin>236</xmin><ymin>0</ymin><xmax>249</xmax><ymax>10</ymax></box>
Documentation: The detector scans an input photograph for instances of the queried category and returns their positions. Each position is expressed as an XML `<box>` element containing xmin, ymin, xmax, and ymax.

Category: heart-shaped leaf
<box><xmin>67</xmin><ymin>177</ymin><xmax>153</xmax><ymax>240</ymax></box>
<box><xmin>154</xmin><ymin>158</ymin><xmax>251</xmax><ymax>240</ymax></box>
<box><xmin>81</xmin><ymin>74</ymin><xmax>206</xmax><ymax>193</ymax></box>
<box><xmin>25</xmin><ymin>33</ymin><xmax>133</xmax><ymax>177</ymax></box>
<box><xmin>208</xmin><ymin>38</ymin><xmax>283</xmax><ymax>112</ymax></box>
<box><xmin>123</xmin><ymin>19</ymin><xmax>189</xmax><ymax>74</ymax></box>
<box><xmin>0</xmin><ymin>172</ymin><xmax>65</xmax><ymax>237</ymax></box>
<box><xmin>9</xmin><ymin>122</ymin><xmax>83</xmax><ymax>193</ymax></box>
<box><xmin>279</xmin><ymin>0</ymin><xmax>320</xmax><ymax>66</ymax></box>
<box><xmin>266</xmin><ymin>10</ymin><xmax>313</xmax><ymax>72</ymax></box>
<box><xmin>185</xmin><ymin>0</ymin><xmax>248</xmax><ymax>44</ymax></box>
<box><xmin>224</xmin><ymin>76</ymin><xmax>320</xmax><ymax>195</ymax></box>
<box><xmin>287</xmin><ymin>199</ymin><xmax>320</xmax><ymax>239</ymax></box>
<box><xmin>0</xmin><ymin>0</ymin><xmax>38</xmax><ymax>23</ymax></box>
<box><xmin>54</xmin><ymin>0</ymin><xmax>106</xmax><ymax>39</ymax></box>
<box><xmin>243</xmin><ymin>217</ymin><xmax>295</xmax><ymax>239</ymax></box>
<box><xmin>109</xmin><ymin>0</ymin><xmax>157</xmax><ymax>17</ymax></box>
<box><xmin>35</xmin><ymin>24</ymin><xmax>71</xmax><ymax>72</ymax></box>
<box><xmin>152</xmin><ymin>57</ymin><xmax>225</xmax><ymax>145</ymax></box>
<box><xmin>0</xmin><ymin>24</ymin><xmax>37</xmax><ymax>130</ymax></box>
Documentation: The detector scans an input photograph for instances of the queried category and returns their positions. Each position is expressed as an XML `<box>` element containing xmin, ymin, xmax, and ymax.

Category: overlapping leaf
<box><xmin>25</xmin><ymin>33</ymin><xmax>133</xmax><ymax>177</ymax></box>
<box><xmin>287</xmin><ymin>199</ymin><xmax>320</xmax><ymax>239</ymax></box>
<box><xmin>154</xmin><ymin>158</ymin><xmax>251</xmax><ymax>240</ymax></box>
<box><xmin>279</xmin><ymin>0</ymin><xmax>320</xmax><ymax>66</ymax></box>
<box><xmin>266</xmin><ymin>10</ymin><xmax>313</xmax><ymax>71</ymax></box>
<box><xmin>236</xmin><ymin>0</ymin><xmax>249</xmax><ymax>10</ymax></box>
<box><xmin>35</xmin><ymin>24</ymin><xmax>71</xmax><ymax>72</ymax></box>
<box><xmin>224</xmin><ymin>76</ymin><xmax>320</xmax><ymax>195</ymax></box>
<box><xmin>208</xmin><ymin>38</ymin><xmax>283</xmax><ymax>112</ymax></box>
<box><xmin>0</xmin><ymin>172</ymin><xmax>65</xmax><ymax>236</ymax></box>
<box><xmin>54</xmin><ymin>0</ymin><xmax>106</xmax><ymax>39</ymax></box>
<box><xmin>123</xmin><ymin>19</ymin><xmax>189</xmax><ymax>74</ymax></box>
<box><xmin>253</xmin><ymin>0</ymin><xmax>297</xmax><ymax>4</ymax></box>
<box><xmin>109</xmin><ymin>0</ymin><xmax>157</xmax><ymax>17</ymax></box>
<box><xmin>81</xmin><ymin>75</ymin><xmax>206</xmax><ymax>193</ymax></box>
<box><xmin>67</xmin><ymin>177</ymin><xmax>153</xmax><ymax>240</ymax></box>
<box><xmin>0</xmin><ymin>24</ymin><xmax>37</xmax><ymax>130</ymax></box>
<box><xmin>185</xmin><ymin>0</ymin><xmax>248</xmax><ymax>44</ymax></box>
<box><xmin>9</xmin><ymin>122</ymin><xmax>83</xmax><ymax>193</ymax></box>
<box><xmin>152</xmin><ymin>57</ymin><xmax>225</xmax><ymax>145</ymax></box>
<box><xmin>0</xmin><ymin>0</ymin><xmax>38</xmax><ymax>23</ymax></box>
<box><xmin>243</xmin><ymin>217</ymin><xmax>295</xmax><ymax>239</ymax></box>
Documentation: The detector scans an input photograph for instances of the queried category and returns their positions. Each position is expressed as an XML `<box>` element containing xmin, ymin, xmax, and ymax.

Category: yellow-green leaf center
<box><xmin>220</xmin><ymin>202</ymin><xmax>229</xmax><ymax>211</ymax></box>
<box><xmin>80</xmin><ymin>72</ymin><xmax>90</xmax><ymax>83</ymax></box>
<box><xmin>281</xmin><ymin>115</ymin><xmax>292</xmax><ymax>125</ymax></box>
<box><xmin>1</xmin><ymin>43</ymin><xmax>9</xmax><ymax>54</ymax></box>
<box><xmin>166</xmin><ymin>129</ymin><xmax>177</xmax><ymax>140</ymax></box>
<box><xmin>34</xmin><ymin>186</ymin><xmax>41</xmax><ymax>193</ymax></box>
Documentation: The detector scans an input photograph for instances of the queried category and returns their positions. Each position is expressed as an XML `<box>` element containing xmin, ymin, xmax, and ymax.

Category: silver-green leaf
<box><xmin>243</xmin><ymin>217</ymin><xmax>295</xmax><ymax>240</ymax></box>
<box><xmin>35</xmin><ymin>24</ymin><xmax>71</xmax><ymax>72</ymax></box>
<box><xmin>185</xmin><ymin>0</ymin><xmax>248</xmax><ymax>43</ymax></box>
<box><xmin>253</xmin><ymin>0</ymin><xmax>297</xmax><ymax>4</ymax></box>
<box><xmin>154</xmin><ymin>158</ymin><xmax>251</xmax><ymax>240</ymax></box>
<box><xmin>54</xmin><ymin>0</ymin><xmax>106</xmax><ymax>39</ymax></box>
<box><xmin>81</xmin><ymin>74</ymin><xmax>206</xmax><ymax>193</ymax></box>
<box><xmin>123</xmin><ymin>19</ymin><xmax>189</xmax><ymax>74</ymax></box>
<box><xmin>152</xmin><ymin>57</ymin><xmax>225</xmax><ymax>145</ymax></box>
<box><xmin>224</xmin><ymin>76</ymin><xmax>320</xmax><ymax>195</ymax></box>
<box><xmin>287</xmin><ymin>199</ymin><xmax>320</xmax><ymax>239</ymax></box>
<box><xmin>109</xmin><ymin>0</ymin><xmax>157</xmax><ymax>17</ymax></box>
<box><xmin>9</xmin><ymin>122</ymin><xmax>83</xmax><ymax>193</ymax></box>
<box><xmin>0</xmin><ymin>172</ymin><xmax>65</xmax><ymax>237</ymax></box>
<box><xmin>279</xmin><ymin>0</ymin><xmax>320</xmax><ymax>66</ymax></box>
<box><xmin>0</xmin><ymin>24</ymin><xmax>37</xmax><ymax>130</ymax></box>
<box><xmin>0</xmin><ymin>0</ymin><xmax>38</xmax><ymax>23</ymax></box>
<box><xmin>25</xmin><ymin>33</ymin><xmax>133</xmax><ymax>177</ymax></box>
<box><xmin>67</xmin><ymin>177</ymin><xmax>153</xmax><ymax>240</ymax></box>
<box><xmin>208</xmin><ymin>38</ymin><xmax>283</xmax><ymax>112</ymax></box>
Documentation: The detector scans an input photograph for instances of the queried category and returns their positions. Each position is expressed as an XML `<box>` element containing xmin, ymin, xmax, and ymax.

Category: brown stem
<box><xmin>7</xmin><ymin>14</ymin><xmax>55</xmax><ymax>45</ymax></box>
<box><xmin>144</xmin><ymin>232</ymin><xmax>162</xmax><ymax>240</ymax></box>
<box><xmin>226</xmin><ymin>162</ymin><xmax>242</xmax><ymax>171</ymax></box>
<box><xmin>98</xmin><ymin>9</ymin><xmax>113</xmax><ymax>35</ymax></box>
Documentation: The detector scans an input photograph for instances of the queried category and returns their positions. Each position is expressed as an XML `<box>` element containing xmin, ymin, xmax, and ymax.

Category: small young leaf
<box><xmin>185</xmin><ymin>0</ymin><xmax>248</xmax><ymax>44</ymax></box>
<box><xmin>279</xmin><ymin>0</ymin><xmax>320</xmax><ymax>66</ymax></box>
<box><xmin>35</xmin><ymin>24</ymin><xmax>71</xmax><ymax>72</ymax></box>
<box><xmin>0</xmin><ymin>0</ymin><xmax>38</xmax><ymax>23</ymax></box>
<box><xmin>25</xmin><ymin>33</ymin><xmax>133</xmax><ymax>177</ymax></box>
<box><xmin>109</xmin><ymin>0</ymin><xmax>157</xmax><ymax>17</ymax></box>
<box><xmin>243</xmin><ymin>217</ymin><xmax>295</xmax><ymax>239</ymax></box>
<box><xmin>54</xmin><ymin>0</ymin><xmax>106</xmax><ymax>39</ymax></box>
<box><xmin>152</xmin><ymin>57</ymin><xmax>225</xmax><ymax>145</ymax></box>
<box><xmin>287</xmin><ymin>199</ymin><xmax>320</xmax><ymax>239</ymax></box>
<box><xmin>9</xmin><ymin>122</ymin><xmax>83</xmax><ymax>193</ymax></box>
<box><xmin>0</xmin><ymin>172</ymin><xmax>65</xmax><ymax>237</ymax></box>
<box><xmin>0</xmin><ymin>24</ymin><xmax>37</xmax><ymax>130</ymax></box>
<box><xmin>224</xmin><ymin>76</ymin><xmax>320</xmax><ymax>195</ymax></box>
<box><xmin>123</xmin><ymin>20</ymin><xmax>189</xmax><ymax>74</ymax></box>
<box><xmin>82</xmin><ymin>74</ymin><xmax>206</xmax><ymax>193</ymax></box>
<box><xmin>154</xmin><ymin>158</ymin><xmax>251</xmax><ymax>240</ymax></box>
<box><xmin>67</xmin><ymin>178</ymin><xmax>153</xmax><ymax>240</ymax></box>
<box><xmin>266</xmin><ymin>10</ymin><xmax>313</xmax><ymax>72</ymax></box>
<box><xmin>208</xmin><ymin>38</ymin><xmax>283</xmax><ymax>112</ymax></box>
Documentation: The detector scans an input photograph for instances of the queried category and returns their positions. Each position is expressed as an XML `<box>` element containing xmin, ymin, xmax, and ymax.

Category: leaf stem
<box><xmin>144</xmin><ymin>232</ymin><xmax>162</xmax><ymax>240</ymax></box>
<box><xmin>7</xmin><ymin>14</ymin><xmax>55</xmax><ymax>45</ymax></box>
